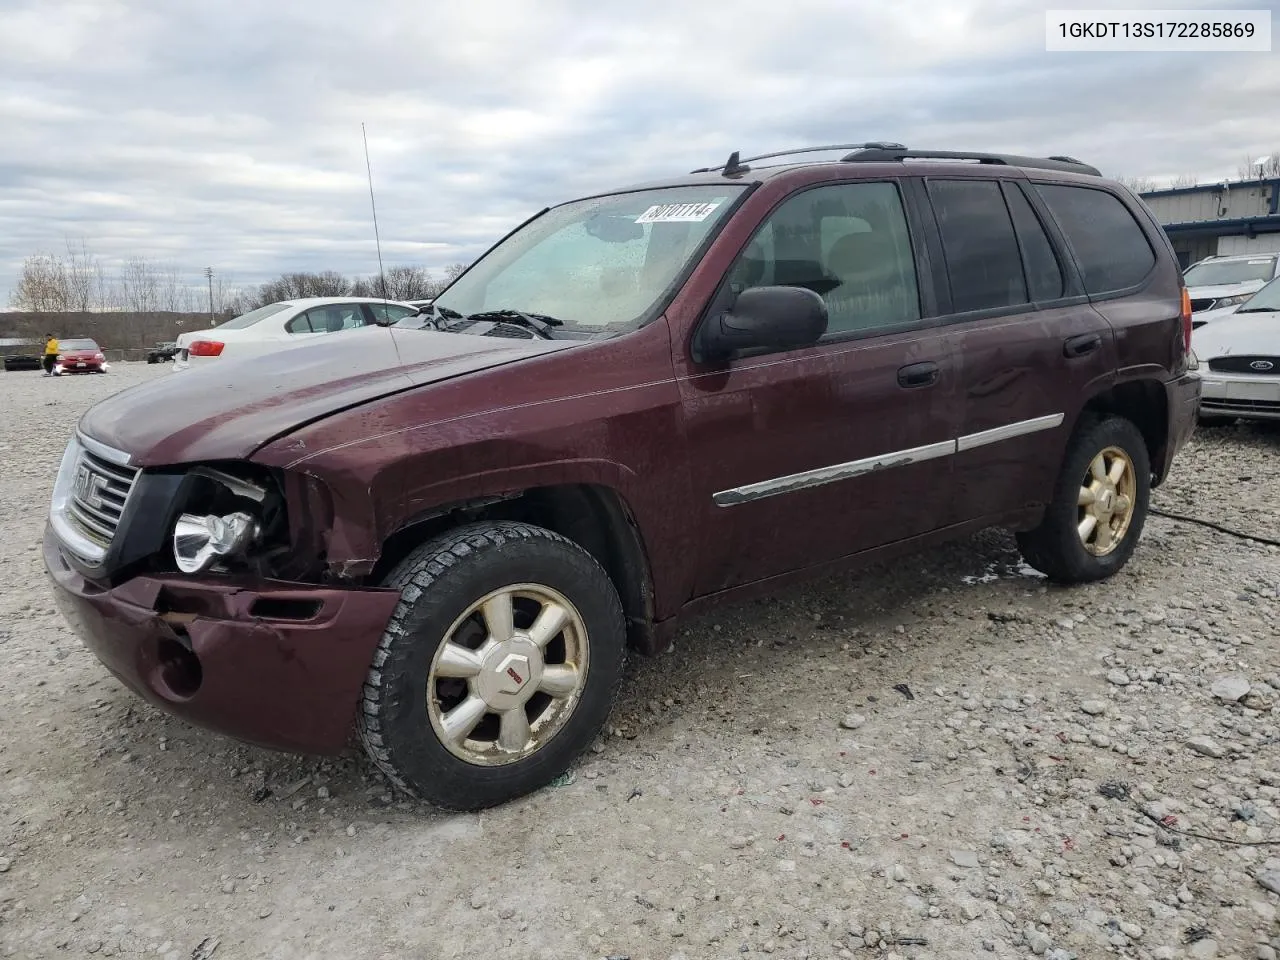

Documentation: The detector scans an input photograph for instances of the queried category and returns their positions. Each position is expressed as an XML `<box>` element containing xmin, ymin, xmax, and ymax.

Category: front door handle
<box><xmin>1064</xmin><ymin>333</ymin><xmax>1102</xmax><ymax>358</ymax></box>
<box><xmin>897</xmin><ymin>361</ymin><xmax>939</xmax><ymax>388</ymax></box>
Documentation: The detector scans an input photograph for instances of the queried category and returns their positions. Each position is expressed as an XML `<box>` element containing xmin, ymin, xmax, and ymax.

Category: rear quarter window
<box><xmin>1034</xmin><ymin>184</ymin><xmax>1156</xmax><ymax>295</ymax></box>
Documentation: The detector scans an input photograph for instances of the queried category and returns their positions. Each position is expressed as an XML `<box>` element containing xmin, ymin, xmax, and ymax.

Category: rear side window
<box><xmin>926</xmin><ymin>180</ymin><xmax>1027</xmax><ymax>313</ymax></box>
<box><xmin>1035</xmin><ymin>184</ymin><xmax>1156</xmax><ymax>294</ymax></box>
<box><xmin>1003</xmin><ymin>184</ymin><xmax>1064</xmax><ymax>301</ymax></box>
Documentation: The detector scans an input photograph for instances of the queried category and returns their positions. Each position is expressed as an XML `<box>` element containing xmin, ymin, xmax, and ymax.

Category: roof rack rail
<box><xmin>841</xmin><ymin>147</ymin><xmax>1101</xmax><ymax>177</ymax></box>
<box><xmin>690</xmin><ymin>142</ymin><xmax>907</xmax><ymax>175</ymax></box>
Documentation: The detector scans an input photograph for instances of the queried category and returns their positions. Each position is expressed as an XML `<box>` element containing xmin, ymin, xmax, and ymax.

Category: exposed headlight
<box><xmin>1210</xmin><ymin>294</ymin><xmax>1251</xmax><ymax>310</ymax></box>
<box><xmin>173</xmin><ymin>511</ymin><xmax>260</xmax><ymax>574</ymax></box>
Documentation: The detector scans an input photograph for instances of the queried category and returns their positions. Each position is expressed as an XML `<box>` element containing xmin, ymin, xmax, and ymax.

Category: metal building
<box><xmin>1139</xmin><ymin>178</ymin><xmax>1280</xmax><ymax>268</ymax></box>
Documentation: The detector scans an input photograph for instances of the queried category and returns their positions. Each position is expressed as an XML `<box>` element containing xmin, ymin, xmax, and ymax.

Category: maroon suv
<box><xmin>44</xmin><ymin>143</ymin><xmax>1200</xmax><ymax>810</ymax></box>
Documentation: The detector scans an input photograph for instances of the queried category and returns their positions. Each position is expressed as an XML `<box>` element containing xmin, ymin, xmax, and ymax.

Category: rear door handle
<box><xmin>1064</xmin><ymin>333</ymin><xmax>1102</xmax><ymax>358</ymax></box>
<box><xmin>897</xmin><ymin>361</ymin><xmax>939</xmax><ymax>388</ymax></box>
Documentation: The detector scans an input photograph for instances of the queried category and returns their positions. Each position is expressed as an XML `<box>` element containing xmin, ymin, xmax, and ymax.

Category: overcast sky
<box><xmin>1</xmin><ymin>0</ymin><xmax>1277</xmax><ymax>305</ymax></box>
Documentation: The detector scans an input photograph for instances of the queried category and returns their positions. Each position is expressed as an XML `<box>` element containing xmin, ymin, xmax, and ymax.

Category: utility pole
<box><xmin>204</xmin><ymin>267</ymin><xmax>215</xmax><ymax>322</ymax></box>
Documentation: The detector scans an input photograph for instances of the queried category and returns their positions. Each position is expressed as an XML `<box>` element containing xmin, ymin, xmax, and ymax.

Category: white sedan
<box><xmin>1191</xmin><ymin>275</ymin><xmax>1280</xmax><ymax>425</ymax></box>
<box><xmin>172</xmin><ymin>297</ymin><xmax>421</xmax><ymax>371</ymax></box>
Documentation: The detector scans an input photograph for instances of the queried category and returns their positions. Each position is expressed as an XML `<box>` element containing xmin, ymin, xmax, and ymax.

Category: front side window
<box><xmin>724</xmin><ymin>181</ymin><xmax>921</xmax><ymax>336</ymax></box>
<box><xmin>927</xmin><ymin>179</ymin><xmax>1028</xmax><ymax>313</ymax></box>
<box><xmin>1035</xmin><ymin>184</ymin><xmax>1156</xmax><ymax>294</ymax></box>
<box><xmin>432</xmin><ymin>186</ymin><xmax>744</xmax><ymax>336</ymax></box>
<box><xmin>368</xmin><ymin>303</ymin><xmax>417</xmax><ymax>323</ymax></box>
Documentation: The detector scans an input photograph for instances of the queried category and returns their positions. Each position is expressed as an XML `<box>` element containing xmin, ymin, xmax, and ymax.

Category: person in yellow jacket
<box><xmin>42</xmin><ymin>333</ymin><xmax>60</xmax><ymax>376</ymax></box>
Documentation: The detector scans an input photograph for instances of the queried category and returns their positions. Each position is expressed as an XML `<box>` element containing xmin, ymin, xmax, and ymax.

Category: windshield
<box><xmin>58</xmin><ymin>339</ymin><xmax>97</xmax><ymax>351</ymax></box>
<box><xmin>1237</xmin><ymin>276</ymin><xmax>1280</xmax><ymax>312</ymax></box>
<box><xmin>1183</xmin><ymin>257</ymin><xmax>1276</xmax><ymax>286</ymax></box>
<box><xmin>215</xmin><ymin>301</ymin><xmax>292</xmax><ymax>330</ymax></box>
<box><xmin>427</xmin><ymin>185</ymin><xmax>745</xmax><ymax>335</ymax></box>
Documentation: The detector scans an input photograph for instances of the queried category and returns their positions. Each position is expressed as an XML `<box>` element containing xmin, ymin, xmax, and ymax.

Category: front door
<box><xmin>675</xmin><ymin>179</ymin><xmax>962</xmax><ymax>597</ymax></box>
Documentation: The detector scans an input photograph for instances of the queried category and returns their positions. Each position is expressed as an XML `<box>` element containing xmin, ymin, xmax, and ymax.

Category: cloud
<box><xmin>1</xmin><ymin>0</ymin><xmax>1277</xmax><ymax>302</ymax></box>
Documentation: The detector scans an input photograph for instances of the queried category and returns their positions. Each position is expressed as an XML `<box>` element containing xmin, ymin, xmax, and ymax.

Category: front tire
<box><xmin>1016</xmin><ymin>415</ymin><xmax>1151</xmax><ymax>584</ymax></box>
<box><xmin>357</xmin><ymin>521</ymin><xmax>626</xmax><ymax>810</ymax></box>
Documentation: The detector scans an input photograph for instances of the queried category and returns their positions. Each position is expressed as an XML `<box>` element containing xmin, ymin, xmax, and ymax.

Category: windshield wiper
<box><xmin>1234</xmin><ymin>306</ymin><xmax>1278</xmax><ymax>314</ymax></box>
<box><xmin>463</xmin><ymin>309</ymin><xmax>564</xmax><ymax>339</ymax></box>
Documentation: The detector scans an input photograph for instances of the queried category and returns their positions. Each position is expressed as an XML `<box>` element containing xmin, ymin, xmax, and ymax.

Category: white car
<box><xmin>1183</xmin><ymin>253</ymin><xmax>1279</xmax><ymax>324</ymax></box>
<box><xmin>172</xmin><ymin>297</ymin><xmax>420</xmax><ymax>371</ymax></box>
<box><xmin>1191</xmin><ymin>275</ymin><xmax>1280</xmax><ymax>424</ymax></box>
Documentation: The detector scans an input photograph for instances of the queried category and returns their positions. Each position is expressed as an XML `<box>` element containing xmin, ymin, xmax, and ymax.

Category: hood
<box><xmin>79</xmin><ymin>326</ymin><xmax>579</xmax><ymax>466</ymax></box>
<box><xmin>1191</xmin><ymin>311</ymin><xmax>1280</xmax><ymax>360</ymax></box>
<box><xmin>1189</xmin><ymin>302</ymin><xmax>1243</xmax><ymax>328</ymax></box>
<box><xmin>1188</xmin><ymin>279</ymin><xmax>1268</xmax><ymax>302</ymax></box>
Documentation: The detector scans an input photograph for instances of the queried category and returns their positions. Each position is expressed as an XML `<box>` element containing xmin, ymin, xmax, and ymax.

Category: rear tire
<box><xmin>357</xmin><ymin>521</ymin><xmax>626</xmax><ymax>810</ymax></box>
<box><xmin>1016</xmin><ymin>415</ymin><xmax>1151</xmax><ymax>584</ymax></box>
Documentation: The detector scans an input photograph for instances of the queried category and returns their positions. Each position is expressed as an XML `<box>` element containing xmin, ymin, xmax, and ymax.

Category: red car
<box><xmin>56</xmin><ymin>338</ymin><xmax>107</xmax><ymax>374</ymax></box>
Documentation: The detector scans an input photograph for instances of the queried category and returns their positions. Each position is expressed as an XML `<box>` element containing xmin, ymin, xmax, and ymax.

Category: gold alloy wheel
<box><xmin>1076</xmin><ymin>445</ymin><xmax>1137</xmax><ymax>557</ymax></box>
<box><xmin>426</xmin><ymin>583</ymin><xmax>589</xmax><ymax>766</ymax></box>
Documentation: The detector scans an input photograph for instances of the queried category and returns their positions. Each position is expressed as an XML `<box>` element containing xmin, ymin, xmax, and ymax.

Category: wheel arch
<box><xmin>1078</xmin><ymin>377</ymin><xmax>1171</xmax><ymax>485</ymax></box>
<box><xmin>371</xmin><ymin>483</ymin><xmax>660</xmax><ymax>654</ymax></box>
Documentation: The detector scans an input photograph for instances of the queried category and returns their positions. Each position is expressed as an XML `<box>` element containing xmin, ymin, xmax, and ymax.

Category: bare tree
<box><xmin>1170</xmin><ymin>174</ymin><xmax>1199</xmax><ymax>188</ymax></box>
<box><xmin>444</xmin><ymin>262</ymin><xmax>467</xmax><ymax>282</ymax></box>
<box><xmin>64</xmin><ymin>238</ymin><xmax>104</xmax><ymax>312</ymax></box>
<box><xmin>9</xmin><ymin>254</ymin><xmax>69</xmax><ymax>311</ymax></box>
<box><xmin>117</xmin><ymin>257</ymin><xmax>161</xmax><ymax>314</ymax></box>
<box><xmin>256</xmin><ymin>271</ymin><xmax>352</xmax><ymax>304</ymax></box>
<box><xmin>1115</xmin><ymin>176</ymin><xmax>1158</xmax><ymax>194</ymax></box>
<box><xmin>381</xmin><ymin>265</ymin><xmax>436</xmax><ymax>300</ymax></box>
<box><xmin>1239</xmin><ymin>153</ymin><xmax>1280</xmax><ymax>179</ymax></box>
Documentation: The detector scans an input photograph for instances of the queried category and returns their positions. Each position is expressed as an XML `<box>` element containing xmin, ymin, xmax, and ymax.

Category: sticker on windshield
<box><xmin>635</xmin><ymin>201</ymin><xmax>722</xmax><ymax>224</ymax></box>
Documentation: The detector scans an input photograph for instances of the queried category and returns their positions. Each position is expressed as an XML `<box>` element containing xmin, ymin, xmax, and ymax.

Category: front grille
<box><xmin>1190</xmin><ymin>298</ymin><xmax>1216</xmax><ymax>313</ymax></box>
<box><xmin>67</xmin><ymin>446</ymin><xmax>138</xmax><ymax>548</ymax></box>
<box><xmin>1207</xmin><ymin>355</ymin><xmax>1280</xmax><ymax>375</ymax></box>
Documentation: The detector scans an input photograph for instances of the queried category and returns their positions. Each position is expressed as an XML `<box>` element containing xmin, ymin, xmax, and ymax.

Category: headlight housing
<box><xmin>169</xmin><ymin>466</ymin><xmax>275</xmax><ymax>575</ymax></box>
<box><xmin>1210</xmin><ymin>294</ymin><xmax>1251</xmax><ymax>311</ymax></box>
<box><xmin>173</xmin><ymin>512</ymin><xmax>260</xmax><ymax>574</ymax></box>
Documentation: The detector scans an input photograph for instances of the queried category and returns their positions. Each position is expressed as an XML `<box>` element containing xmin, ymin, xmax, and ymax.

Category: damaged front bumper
<box><xmin>44</xmin><ymin>524</ymin><xmax>402</xmax><ymax>754</ymax></box>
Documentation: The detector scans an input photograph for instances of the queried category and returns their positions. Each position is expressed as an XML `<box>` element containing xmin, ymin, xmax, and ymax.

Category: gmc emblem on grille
<box><xmin>1250</xmin><ymin>360</ymin><xmax>1275</xmax><ymax>371</ymax></box>
<box><xmin>73</xmin><ymin>464</ymin><xmax>110</xmax><ymax>510</ymax></box>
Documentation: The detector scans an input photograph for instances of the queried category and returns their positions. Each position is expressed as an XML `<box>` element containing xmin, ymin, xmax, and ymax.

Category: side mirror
<box><xmin>698</xmin><ymin>285</ymin><xmax>828</xmax><ymax>363</ymax></box>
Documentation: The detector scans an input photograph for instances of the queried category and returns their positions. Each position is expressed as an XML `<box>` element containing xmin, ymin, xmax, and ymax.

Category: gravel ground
<box><xmin>2</xmin><ymin>362</ymin><xmax>1279</xmax><ymax>960</ymax></box>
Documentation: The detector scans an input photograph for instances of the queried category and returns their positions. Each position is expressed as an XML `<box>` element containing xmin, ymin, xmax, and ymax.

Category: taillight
<box><xmin>188</xmin><ymin>340</ymin><xmax>224</xmax><ymax>357</ymax></box>
<box><xmin>1180</xmin><ymin>286</ymin><xmax>1192</xmax><ymax>352</ymax></box>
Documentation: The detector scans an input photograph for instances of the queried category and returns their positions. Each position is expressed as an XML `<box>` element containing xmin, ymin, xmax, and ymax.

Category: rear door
<box><xmin>675</xmin><ymin>178</ymin><xmax>963</xmax><ymax>596</ymax></box>
<box><xmin>917</xmin><ymin>176</ymin><xmax>1118</xmax><ymax>526</ymax></box>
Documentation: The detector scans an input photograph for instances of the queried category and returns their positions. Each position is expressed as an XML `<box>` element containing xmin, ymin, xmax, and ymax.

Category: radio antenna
<box><xmin>362</xmin><ymin>122</ymin><xmax>389</xmax><ymax>302</ymax></box>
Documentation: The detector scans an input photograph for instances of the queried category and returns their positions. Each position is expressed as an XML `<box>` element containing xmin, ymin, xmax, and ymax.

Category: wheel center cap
<box><xmin>1099</xmin><ymin>488</ymin><xmax>1114</xmax><ymax>511</ymax></box>
<box><xmin>495</xmin><ymin>653</ymin><xmax>531</xmax><ymax>695</ymax></box>
<box><xmin>476</xmin><ymin>638</ymin><xmax>544</xmax><ymax>709</ymax></box>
